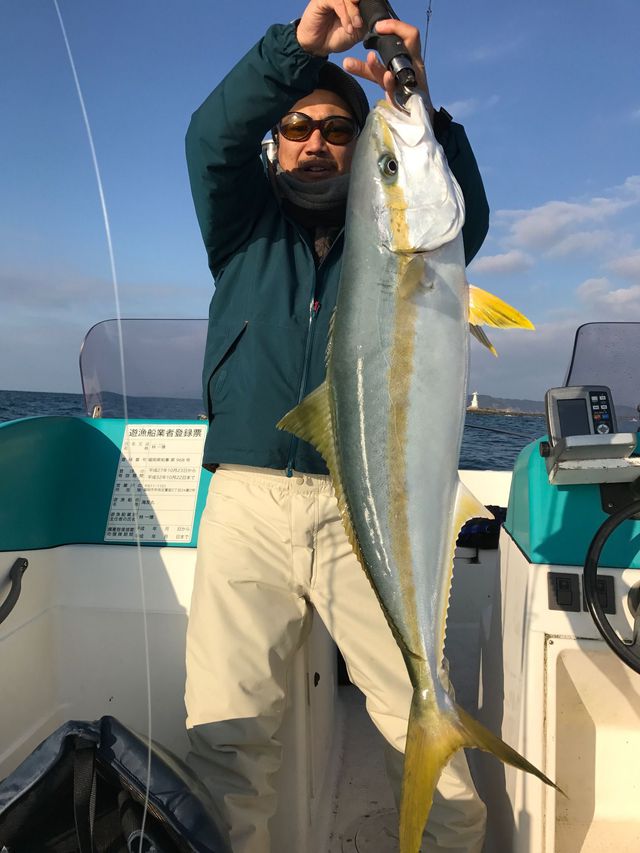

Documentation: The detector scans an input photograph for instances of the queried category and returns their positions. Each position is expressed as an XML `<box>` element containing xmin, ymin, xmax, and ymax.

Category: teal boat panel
<box><xmin>0</xmin><ymin>417</ymin><xmax>212</xmax><ymax>552</ymax></box>
<box><xmin>505</xmin><ymin>436</ymin><xmax>640</xmax><ymax>569</ymax></box>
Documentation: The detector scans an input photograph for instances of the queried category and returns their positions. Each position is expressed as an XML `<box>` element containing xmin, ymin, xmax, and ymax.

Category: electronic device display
<box><xmin>545</xmin><ymin>386</ymin><xmax>618</xmax><ymax>444</ymax></box>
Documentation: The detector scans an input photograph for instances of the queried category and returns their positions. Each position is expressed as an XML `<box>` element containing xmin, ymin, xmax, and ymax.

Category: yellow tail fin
<box><xmin>399</xmin><ymin>690</ymin><xmax>561</xmax><ymax>853</ymax></box>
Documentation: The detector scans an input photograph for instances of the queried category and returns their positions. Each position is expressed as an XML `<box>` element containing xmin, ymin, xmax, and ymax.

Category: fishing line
<box><xmin>422</xmin><ymin>0</ymin><xmax>434</xmax><ymax>64</ymax></box>
<box><xmin>51</xmin><ymin>1</ymin><xmax>153</xmax><ymax>845</ymax></box>
<box><xmin>465</xmin><ymin>421</ymin><xmax>542</xmax><ymax>440</ymax></box>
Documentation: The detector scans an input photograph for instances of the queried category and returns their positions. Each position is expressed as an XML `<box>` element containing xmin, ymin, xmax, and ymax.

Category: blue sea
<box><xmin>0</xmin><ymin>389</ymin><xmax>546</xmax><ymax>471</ymax></box>
<box><xmin>0</xmin><ymin>390</ymin><xmax>545</xmax><ymax>470</ymax></box>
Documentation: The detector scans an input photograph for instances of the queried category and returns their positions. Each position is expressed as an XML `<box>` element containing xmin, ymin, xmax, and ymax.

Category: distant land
<box><xmin>467</xmin><ymin>394</ymin><xmax>638</xmax><ymax>420</ymax></box>
<box><xmin>466</xmin><ymin>394</ymin><xmax>544</xmax><ymax>415</ymax></box>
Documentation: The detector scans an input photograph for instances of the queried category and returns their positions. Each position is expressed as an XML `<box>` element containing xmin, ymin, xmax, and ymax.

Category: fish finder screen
<box><xmin>557</xmin><ymin>398</ymin><xmax>591</xmax><ymax>436</ymax></box>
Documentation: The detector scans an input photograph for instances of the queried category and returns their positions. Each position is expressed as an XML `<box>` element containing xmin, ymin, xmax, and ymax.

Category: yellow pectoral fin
<box><xmin>469</xmin><ymin>284</ymin><xmax>535</xmax><ymax>330</ymax></box>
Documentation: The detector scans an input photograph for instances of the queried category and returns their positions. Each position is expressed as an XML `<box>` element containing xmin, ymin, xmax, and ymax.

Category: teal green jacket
<box><xmin>186</xmin><ymin>23</ymin><xmax>489</xmax><ymax>474</ymax></box>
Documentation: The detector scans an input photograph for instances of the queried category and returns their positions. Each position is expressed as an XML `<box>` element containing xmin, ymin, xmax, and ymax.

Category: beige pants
<box><xmin>185</xmin><ymin>465</ymin><xmax>486</xmax><ymax>853</ymax></box>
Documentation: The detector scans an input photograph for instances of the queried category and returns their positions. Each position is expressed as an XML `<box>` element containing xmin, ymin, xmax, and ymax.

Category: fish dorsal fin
<box><xmin>276</xmin><ymin>383</ymin><xmax>366</xmax><ymax>570</ymax></box>
<box><xmin>468</xmin><ymin>284</ymin><xmax>535</xmax><ymax>330</ymax></box>
<box><xmin>325</xmin><ymin>307</ymin><xmax>337</xmax><ymax>366</ymax></box>
<box><xmin>277</xmin><ymin>382</ymin><xmax>333</xmax><ymax>465</ymax></box>
<box><xmin>469</xmin><ymin>323</ymin><xmax>498</xmax><ymax>356</ymax></box>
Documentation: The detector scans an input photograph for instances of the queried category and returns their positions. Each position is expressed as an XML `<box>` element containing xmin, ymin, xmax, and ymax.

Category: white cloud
<box><xmin>469</xmin><ymin>250</ymin><xmax>533</xmax><ymax>275</ymax></box>
<box><xmin>576</xmin><ymin>276</ymin><xmax>640</xmax><ymax>316</ymax></box>
<box><xmin>577</xmin><ymin>277</ymin><xmax>610</xmax><ymax>300</ymax></box>
<box><xmin>492</xmin><ymin>176</ymin><xmax>640</xmax><ymax>259</ymax></box>
<box><xmin>446</xmin><ymin>95</ymin><xmax>499</xmax><ymax>119</ymax></box>
<box><xmin>607</xmin><ymin>252</ymin><xmax>640</xmax><ymax>280</ymax></box>
<box><xmin>1</xmin><ymin>266</ymin><xmax>206</xmax><ymax>319</ymax></box>
<box><xmin>500</xmin><ymin>198</ymin><xmax>631</xmax><ymax>252</ymax></box>
<box><xmin>545</xmin><ymin>230</ymin><xmax>616</xmax><ymax>258</ymax></box>
<box><xmin>464</xmin><ymin>38</ymin><xmax>525</xmax><ymax>63</ymax></box>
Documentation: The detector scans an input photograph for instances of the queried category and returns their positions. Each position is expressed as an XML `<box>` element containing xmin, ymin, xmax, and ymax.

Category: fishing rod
<box><xmin>359</xmin><ymin>0</ymin><xmax>418</xmax><ymax>105</ymax></box>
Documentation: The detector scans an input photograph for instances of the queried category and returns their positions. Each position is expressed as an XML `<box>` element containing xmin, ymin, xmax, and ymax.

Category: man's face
<box><xmin>276</xmin><ymin>89</ymin><xmax>358</xmax><ymax>182</ymax></box>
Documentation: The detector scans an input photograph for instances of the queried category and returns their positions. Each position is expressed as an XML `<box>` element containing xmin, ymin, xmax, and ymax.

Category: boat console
<box><xmin>478</xmin><ymin>322</ymin><xmax>640</xmax><ymax>852</ymax></box>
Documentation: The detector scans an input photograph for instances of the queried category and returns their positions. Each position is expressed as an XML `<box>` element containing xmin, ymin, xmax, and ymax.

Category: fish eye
<box><xmin>378</xmin><ymin>153</ymin><xmax>398</xmax><ymax>180</ymax></box>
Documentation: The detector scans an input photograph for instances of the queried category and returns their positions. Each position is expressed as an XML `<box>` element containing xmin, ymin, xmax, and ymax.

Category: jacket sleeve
<box><xmin>186</xmin><ymin>23</ymin><xmax>326</xmax><ymax>278</ymax></box>
<box><xmin>438</xmin><ymin>121</ymin><xmax>490</xmax><ymax>265</ymax></box>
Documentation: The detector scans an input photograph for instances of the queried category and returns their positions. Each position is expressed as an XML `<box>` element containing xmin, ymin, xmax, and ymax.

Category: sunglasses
<box><xmin>277</xmin><ymin>112</ymin><xmax>359</xmax><ymax>146</ymax></box>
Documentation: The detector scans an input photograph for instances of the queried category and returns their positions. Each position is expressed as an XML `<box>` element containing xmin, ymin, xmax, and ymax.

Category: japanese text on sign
<box><xmin>104</xmin><ymin>424</ymin><xmax>206</xmax><ymax>544</ymax></box>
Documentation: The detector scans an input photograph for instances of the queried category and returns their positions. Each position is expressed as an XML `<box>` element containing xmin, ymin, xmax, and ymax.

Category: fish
<box><xmin>278</xmin><ymin>93</ymin><xmax>554</xmax><ymax>851</ymax></box>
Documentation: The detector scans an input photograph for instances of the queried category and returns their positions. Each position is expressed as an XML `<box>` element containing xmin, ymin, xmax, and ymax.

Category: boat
<box><xmin>1</xmin><ymin>318</ymin><xmax>639</xmax><ymax>852</ymax></box>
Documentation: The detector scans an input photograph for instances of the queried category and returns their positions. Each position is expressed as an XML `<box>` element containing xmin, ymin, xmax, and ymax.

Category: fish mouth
<box><xmin>374</xmin><ymin>95</ymin><xmax>429</xmax><ymax>146</ymax></box>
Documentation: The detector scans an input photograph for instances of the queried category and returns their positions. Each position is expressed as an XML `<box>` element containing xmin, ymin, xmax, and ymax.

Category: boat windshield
<box><xmin>79</xmin><ymin>319</ymin><xmax>208</xmax><ymax>418</ymax></box>
<box><xmin>565</xmin><ymin>322</ymin><xmax>640</xmax><ymax>428</ymax></box>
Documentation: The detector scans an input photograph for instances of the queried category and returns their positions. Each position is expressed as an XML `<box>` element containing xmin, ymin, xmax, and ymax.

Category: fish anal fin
<box><xmin>454</xmin><ymin>479</ymin><xmax>493</xmax><ymax>535</ymax></box>
<box><xmin>440</xmin><ymin>481</ymin><xmax>494</xmax><ymax>651</ymax></box>
<box><xmin>469</xmin><ymin>284</ymin><xmax>535</xmax><ymax>330</ymax></box>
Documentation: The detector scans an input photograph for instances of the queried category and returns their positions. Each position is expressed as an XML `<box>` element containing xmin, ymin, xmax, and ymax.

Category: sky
<box><xmin>1</xmin><ymin>0</ymin><xmax>639</xmax><ymax>400</ymax></box>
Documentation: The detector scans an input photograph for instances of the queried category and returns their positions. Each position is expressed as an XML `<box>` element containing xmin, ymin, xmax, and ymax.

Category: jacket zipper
<box><xmin>286</xmin><ymin>296</ymin><xmax>320</xmax><ymax>476</ymax></box>
<box><xmin>283</xmin><ymin>222</ymin><xmax>343</xmax><ymax>477</ymax></box>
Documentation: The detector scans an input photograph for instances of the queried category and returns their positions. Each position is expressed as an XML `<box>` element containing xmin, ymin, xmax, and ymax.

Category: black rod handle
<box><xmin>359</xmin><ymin>0</ymin><xmax>416</xmax><ymax>92</ymax></box>
<box><xmin>0</xmin><ymin>558</ymin><xmax>28</xmax><ymax>625</ymax></box>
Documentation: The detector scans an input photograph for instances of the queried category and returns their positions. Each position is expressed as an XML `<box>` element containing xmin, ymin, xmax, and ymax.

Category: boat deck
<box><xmin>328</xmin><ymin>686</ymin><xmax>398</xmax><ymax>853</ymax></box>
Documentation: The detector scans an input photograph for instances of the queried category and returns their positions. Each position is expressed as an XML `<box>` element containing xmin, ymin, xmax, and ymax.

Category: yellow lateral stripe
<box><xmin>379</xmin><ymin>111</ymin><xmax>422</xmax><ymax>653</ymax></box>
<box><xmin>468</xmin><ymin>284</ymin><xmax>535</xmax><ymax>329</ymax></box>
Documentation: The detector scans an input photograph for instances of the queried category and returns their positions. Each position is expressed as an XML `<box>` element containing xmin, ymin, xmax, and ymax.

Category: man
<box><xmin>185</xmin><ymin>2</ymin><xmax>489</xmax><ymax>851</ymax></box>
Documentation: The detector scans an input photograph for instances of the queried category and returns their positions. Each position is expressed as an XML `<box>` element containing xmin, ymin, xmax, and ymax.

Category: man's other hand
<box><xmin>297</xmin><ymin>0</ymin><xmax>364</xmax><ymax>57</ymax></box>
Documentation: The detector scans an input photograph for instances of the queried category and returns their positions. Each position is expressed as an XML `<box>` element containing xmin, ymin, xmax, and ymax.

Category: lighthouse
<box><xmin>469</xmin><ymin>391</ymin><xmax>479</xmax><ymax>410</ymax></box>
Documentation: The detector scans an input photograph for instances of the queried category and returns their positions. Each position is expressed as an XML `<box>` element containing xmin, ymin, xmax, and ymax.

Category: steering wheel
<box><xmin>583</xmin><ymin>499</ymin><xmax>640</xmax><ymax>675</ymax></box>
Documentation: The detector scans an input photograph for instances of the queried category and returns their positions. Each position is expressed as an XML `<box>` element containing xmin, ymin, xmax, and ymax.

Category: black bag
<box><xmin>0</xmin><ymin>716</ymin><xmax>229</xmax><ymax>853</ymax></box>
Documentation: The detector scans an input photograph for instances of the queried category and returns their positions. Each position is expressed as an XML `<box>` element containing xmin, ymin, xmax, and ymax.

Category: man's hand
<box><xmin>297</xmin><ymin>0</ymin><xmax>364</xmax><ymax>57</ymax></box>
<box><xmin>343</xmin><ymin>18</ymin><xmax>434</xmax><ymax>118</ymax></box>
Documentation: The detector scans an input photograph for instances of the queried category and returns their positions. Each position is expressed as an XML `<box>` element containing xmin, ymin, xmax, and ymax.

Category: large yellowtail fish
<box><xmin>278</xmin><ymin>94</ymin><xmax>554</xmax><ymax>851</ymax></box>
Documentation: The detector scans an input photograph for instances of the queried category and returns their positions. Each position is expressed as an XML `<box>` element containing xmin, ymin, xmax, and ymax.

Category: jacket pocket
<box><xmin>203</xmin><ymin>321</ymin><xmax>248</xmax><ymax>418</ymax></box>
